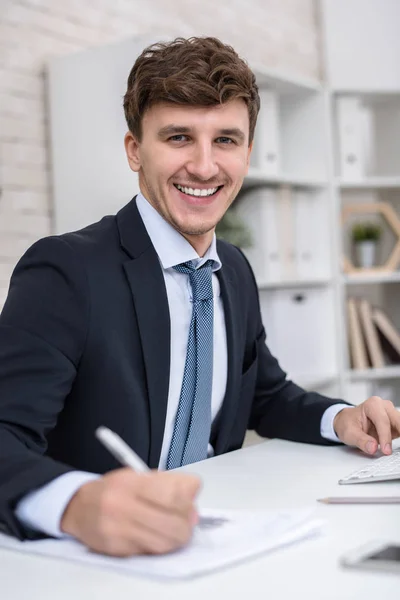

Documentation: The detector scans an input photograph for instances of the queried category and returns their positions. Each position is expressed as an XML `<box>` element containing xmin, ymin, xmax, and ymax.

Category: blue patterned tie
<box><xmin>166</xmin><ymin>259</ymin><xmax>214</xmax><ymax>469</ymax></box>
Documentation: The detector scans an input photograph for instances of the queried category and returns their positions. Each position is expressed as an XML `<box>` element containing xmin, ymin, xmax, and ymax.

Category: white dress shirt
<box><xmin>15</xmin><ymin>192</ymin><xmax>347</xmax><ymax>537</ymax></box>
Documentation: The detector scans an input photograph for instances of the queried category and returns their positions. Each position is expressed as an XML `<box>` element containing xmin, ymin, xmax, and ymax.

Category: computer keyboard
<box><xmin>339</xmin><ymin>447</ymin><xmax>400</xmax><ymax>484</ymax></box>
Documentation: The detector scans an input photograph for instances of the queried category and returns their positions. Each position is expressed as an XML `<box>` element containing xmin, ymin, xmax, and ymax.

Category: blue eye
<box><xmin>216</xmin><ymin>137</ymin><xmax>234</xmax><ymax>144</ymax></box>
<box><xmin>169</xmin><ymin>135</ymin><xmax>188</xmax><ymax>142</ymax></box>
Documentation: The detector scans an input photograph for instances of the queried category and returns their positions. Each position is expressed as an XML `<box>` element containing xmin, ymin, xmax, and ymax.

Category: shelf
<box><xmin>343</xmin><ymin>272</ymin><xmax>400</xmax><ymax>285</ymax></box>
<box><xmin>333</xmin><ymin>90</ymin><xmax>400</xmax><ymax>101</ymax></box>
<box><xmin>258</xmin><ymin>277</ymin><xmax>332</xmax><ymax>290</ymax></box>
<box><xmin>251</xmin><ymin>63</ymin><xmax>322</xmax><ymax>95</ymax></box>
<box><xmin>347</xmin><ymin>365</ymin><xmax>400</xmax><ymax>382</ymax></box>
<box><xmin>338</xmin><ymin>176</ymin><xmax>400</xmax><ymax>189</ymax></box>
<box><xmin>245</xmin><ymin>169</ymin><xmax>327</xmax><ymax>189</ymax></box>
<box><xmin>295</xmin><ymin>373</ymin><xmax>338</xmax><ymax>390</ymax></box>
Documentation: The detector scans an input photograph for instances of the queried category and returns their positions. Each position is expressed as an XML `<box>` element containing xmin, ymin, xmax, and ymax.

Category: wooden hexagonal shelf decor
<box><xmin>342</xmin><ymin>202</ymin><xmax>400</xmax><ymax>275</ymax></box>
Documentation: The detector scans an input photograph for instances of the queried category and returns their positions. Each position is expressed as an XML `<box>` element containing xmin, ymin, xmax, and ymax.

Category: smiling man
<box><xmin>125</xmin><ymin>101</ymin><xmax>249</xmax><ymax>256</ymax></box>
<box><xmin>0</xmin><ymin>37</ymin><xmax>399</xmax><ymax>558</ymax></box>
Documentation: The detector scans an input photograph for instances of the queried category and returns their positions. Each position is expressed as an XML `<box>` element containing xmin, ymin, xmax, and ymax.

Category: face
<box><xmin>124</xmin><ymin>99</ymin><xmax>252</xmax><ymax>254</ymax></box>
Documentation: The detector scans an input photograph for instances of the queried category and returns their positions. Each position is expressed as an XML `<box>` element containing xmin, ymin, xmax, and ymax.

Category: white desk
<box><xmin>1</xmin><ymin>439</ymin><xmax>399</xmax><ymax>599</ymax></box>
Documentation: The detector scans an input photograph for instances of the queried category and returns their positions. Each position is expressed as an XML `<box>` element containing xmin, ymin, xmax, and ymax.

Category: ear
<box><xmin>124</xmin><ymin>131</ymin><xmax>141</xmax><ymax>172</ymax></box>
<box><xmin>245</xmin><ymin>140</ymin><xmax>253</xmax><ymax>173</ymax></box>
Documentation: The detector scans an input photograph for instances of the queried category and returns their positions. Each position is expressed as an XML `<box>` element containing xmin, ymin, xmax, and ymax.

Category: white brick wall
<box><xmin>0</xmin><ymin>0</ymin><xmax>321</xmax><ymax>308</ymax></box>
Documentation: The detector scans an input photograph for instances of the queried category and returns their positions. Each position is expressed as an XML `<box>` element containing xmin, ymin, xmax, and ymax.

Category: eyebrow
<box><xmin>157</xmin><ymin>125</ymin><xmax>246</xmax><ymax>142</ymax></box>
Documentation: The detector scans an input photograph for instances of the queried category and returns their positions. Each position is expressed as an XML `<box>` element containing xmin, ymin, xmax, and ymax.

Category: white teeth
<box><xmin>176</xmin><ymin>184</ymin><xmax>218</xmax><ymax>197</ymax></box>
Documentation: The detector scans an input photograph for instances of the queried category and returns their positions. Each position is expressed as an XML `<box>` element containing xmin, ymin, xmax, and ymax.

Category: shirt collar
<box><xmin>136</xmin><ymin>192</ymin><xmax>222</xmax><ymax>271</ymax></box>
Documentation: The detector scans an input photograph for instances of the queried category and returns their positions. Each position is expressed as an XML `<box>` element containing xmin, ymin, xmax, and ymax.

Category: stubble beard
<box><xmin>146</xmin><ymin>182</ymin><xmax>228</xmax><ymax>238</ymax></box>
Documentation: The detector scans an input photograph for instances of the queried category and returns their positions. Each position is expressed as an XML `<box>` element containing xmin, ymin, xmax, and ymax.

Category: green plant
<box><xmin>215</xmin><ymin>209</ymin><xmax>252</xmax><ymax>248</ymax></box>
<box><xmin>351</xmin><ymin>221</ymin><xmax>382</xmax><ymax>243</ymax></box>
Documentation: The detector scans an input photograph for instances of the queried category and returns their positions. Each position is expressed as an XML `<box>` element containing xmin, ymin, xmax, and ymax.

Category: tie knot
<box><xmin>174</xmin><ymin>260</ymin><xmax>214</xmax><ymax>301</ymax></box>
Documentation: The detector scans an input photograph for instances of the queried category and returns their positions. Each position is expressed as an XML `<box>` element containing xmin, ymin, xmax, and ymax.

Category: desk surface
<box><xmin>1</xmin><ymin>439</ymin><xmax>400</xmax><ymax>600</ymax></box>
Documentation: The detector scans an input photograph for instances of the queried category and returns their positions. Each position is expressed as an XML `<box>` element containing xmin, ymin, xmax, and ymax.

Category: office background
<box><xmin>2</xmin><ymin>0</ymin><xmax>400</xmax><ymax>416</ymax></box>
<box><xmin>0</xmin><ymin>0</ymin><xmax>320</xmax><ymax>308</ymax></box>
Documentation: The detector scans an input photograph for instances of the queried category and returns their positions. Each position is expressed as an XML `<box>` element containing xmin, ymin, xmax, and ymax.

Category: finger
<box><xmin>96</xmin><ymin>519</ymin><xmax>177</xmax><ymax>557</ymax></box>
<box><xmin>123</xmin><ymin>518</ymin><xmax>190</xmax><ymax>556</ymax></box>
<box><xmin>355</xmin><ymin>431</ymin><xmax>379</xmax><ymax>455</ymax></box>
<box><xmin>130</xmin><ymin>497</ymin><xmax>194</xmax><ymax>546</ymax></box>
<box><xmin>137</xmin><ymin>473</ymin><xmax>201</xmax><ymax>515</ymax></box>
<box><xmin>365</xmin><ymin>402</ymin><xmax>392</xmax><ymax>454</ymax></box>
<box><xmin>93</xmin><ymin>530</ymin><xmax>146</xmax><ymax>558</ymax></box>
<box><xmin>386</xmin><ymin>401</ymin><xmax>400</xmax><ymax>438</ymax></box>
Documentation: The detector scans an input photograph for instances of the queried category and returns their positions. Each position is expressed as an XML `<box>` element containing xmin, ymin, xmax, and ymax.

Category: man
<box><xmin>0</xmin><ymin>36</ymin><xmax>399</xmax><ymax>558</ymax></box>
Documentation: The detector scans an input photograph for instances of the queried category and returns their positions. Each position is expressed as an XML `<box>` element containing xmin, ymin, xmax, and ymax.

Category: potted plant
<box><xmin>351</xmin><ymin>221</ymin><xmax>382</xmax><ymax>268</ymax></box>
<box><xmin>215</xmin><ymin>209</ymin><xmax>252</xmax><ymax>249</ymax></box>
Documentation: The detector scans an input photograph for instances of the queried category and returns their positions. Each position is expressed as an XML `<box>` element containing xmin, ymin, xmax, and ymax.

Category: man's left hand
<box><xmin>333</xmin><ymin>396</ymin><xmax>400</xmax><ymax>455</ymax></box>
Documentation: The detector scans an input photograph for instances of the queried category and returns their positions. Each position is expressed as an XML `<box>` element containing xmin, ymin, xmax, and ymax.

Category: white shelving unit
<box><xmin>321</xmin><ymin>0</ymin><xmax>400</xmax><ymax>406</ymax></box>
<box><xmin>233</xmin><ymin>62</ymin><xmax>340</xmax><ymax>395</ymax></box>
<box><xmin>47</xmin><ymin>35</ymin><xmax>341</xmax><ymax>395</ymax></box>
<box><xmin>338</xmin><ymin>178</ymin><xmax>400</xmax><ymax>190</ymax></box>
<box><xmin>46</xmin><ymin>4</ymin><xmax>400</xmax><ymax>405</ymax></box>
<box><xmin>244</xmin><ymin>169</ymin><xmax>327</xmax><ymax>189</ymax></box>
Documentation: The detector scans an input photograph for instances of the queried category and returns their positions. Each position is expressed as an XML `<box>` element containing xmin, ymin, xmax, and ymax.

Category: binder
<box><xmin>337</xmin><ymin>96</ymin><xmax>364</xmax><ymax>180</ymax></box>
<box><xmin>359</xmin><ymin>103</ymin><xmax>375</xmax><ymax>176</ymax></box>
<box><xmin>278</xmin><ymin>185</ymin><xmax>296</xmax><ymax>280</ymax></box>
<box><xmin>293</xmin><ymin>189</ymin><xmax>314</xmax><ymax>279</ymax></box>
<box><xmin>251</xmin><ymin>89</ymin><xmax>280</xmax><ymax>175</ymax></box>
<box><xmin>236</xmin><ymin>188</ymin><xmax>282</xmax><ymax>282</ymax></box>
<box><xmin>260</xmin><ymin>287</ymin><xmax>335</xmax><ymax>381</ymax></box>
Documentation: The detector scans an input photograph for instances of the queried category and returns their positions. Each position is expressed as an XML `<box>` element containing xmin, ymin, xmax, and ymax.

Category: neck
<box><xmin>180</xmin><ymin>231</ymin><xmax>214</xmax><ymax>257</ymax></box>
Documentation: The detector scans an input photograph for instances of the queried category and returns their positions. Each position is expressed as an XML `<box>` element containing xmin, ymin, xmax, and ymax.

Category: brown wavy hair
<box><xmin>123</xmin><ymin>36</ymin><xmax>260</xmax><ymax>144</ymax></box>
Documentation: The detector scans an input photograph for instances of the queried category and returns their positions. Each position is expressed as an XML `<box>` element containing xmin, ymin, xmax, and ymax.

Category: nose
<box><xmin>186</xmin><ymin>142</ymin><xmax>219</xmax><ymax>181</ymax></box>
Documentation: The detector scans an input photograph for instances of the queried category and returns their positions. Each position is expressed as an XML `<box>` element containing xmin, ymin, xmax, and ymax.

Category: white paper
<box><xmin>0</xmin><ymin>507</ymin><xmax>324</xmax><ymax>580</ymax></box>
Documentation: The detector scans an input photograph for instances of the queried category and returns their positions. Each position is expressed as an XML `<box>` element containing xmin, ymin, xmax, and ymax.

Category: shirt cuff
<box><xmin>320</xmin><ymin>404</ymin><xmax>349</xmax><ymax>442</ymax></box>
<box><xmin>15</xmin><ymin>471</ymin><xmax>100</xmax><ymax>538</ymax></box>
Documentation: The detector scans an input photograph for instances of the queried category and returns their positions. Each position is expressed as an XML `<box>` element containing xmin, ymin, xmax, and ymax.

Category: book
<box><xmin>347</xmin><ymin>297</ymin><xmax>369</xmax><ymax>369</ymax></box>
<box><xmin>236</xmin><ymin>187</ymin><xmax>282</xmax><ymax>282</ymax></box>
<box><xmin>358</xmin><ymin>299</ymin><xmax>385</xmax><ymax>368</ymax></box>
<box><xmin>371</xmin><ymin>307</ymin><xmax>400</xmax><ymax>363</ymax></box>
<box><xmin>251</xmin><ymin>89</ymin><xmax>280</xmax><ymax>175</ymax></box>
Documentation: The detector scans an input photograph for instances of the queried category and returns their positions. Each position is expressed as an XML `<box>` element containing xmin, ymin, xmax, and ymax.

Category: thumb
<box><xmin>354</xmin><ymin>431</ymin><xmax>379</xmax><ymax>455</ymax></box>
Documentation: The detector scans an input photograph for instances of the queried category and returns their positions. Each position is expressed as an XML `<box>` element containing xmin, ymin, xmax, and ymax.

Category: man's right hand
<box><xmin>60</xmin><ymin>468</ymin><xmax>201</xmax><ymax>557</ymax></box>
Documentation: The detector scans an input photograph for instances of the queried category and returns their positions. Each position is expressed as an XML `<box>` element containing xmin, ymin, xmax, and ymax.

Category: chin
<box><xmin>171</xmin><ymin>214</ymin><xmax>216</xmax><ymax>236</ymax></box>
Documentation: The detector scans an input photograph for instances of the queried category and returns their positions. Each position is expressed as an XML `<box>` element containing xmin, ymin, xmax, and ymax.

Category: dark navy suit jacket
<box><xmin>0</xmin><ymin>197</ymin><xmax>346</xmax><ymax>539</ymax></box>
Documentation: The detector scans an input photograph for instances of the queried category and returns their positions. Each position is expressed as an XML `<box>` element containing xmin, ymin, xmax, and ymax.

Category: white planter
<box><xmin>355</xmin><ymin>240</ymin><xmax>377</xmax><ymax>268</ymax></box>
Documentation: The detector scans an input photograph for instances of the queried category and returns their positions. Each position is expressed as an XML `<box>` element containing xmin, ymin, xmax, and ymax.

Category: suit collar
<box><xmin>116</xmin><ymin>196</ymin><xmax>153</xmax><ymax>259</ymax></box>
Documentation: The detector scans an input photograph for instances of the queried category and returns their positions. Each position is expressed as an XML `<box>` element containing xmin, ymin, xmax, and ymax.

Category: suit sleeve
<box><xmin>0</xmin><ymin>236</ymin><xmax>90</xmax><ymax>539</ymax></box>
<box><xmin>249</xmin><ymin>328</ymin><xmax>350</xmax><ymax>444</ymax></box>
<box><xmin>234</xmin><ymin>249</ymin><xmax>352</xmax><ymax>445</ymax></box>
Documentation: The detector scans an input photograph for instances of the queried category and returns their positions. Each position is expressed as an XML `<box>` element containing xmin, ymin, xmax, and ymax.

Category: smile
<box><xmin>174</xmin><ymin>184</ymin><xmax>222</xmax><ymax>197</ymax></box>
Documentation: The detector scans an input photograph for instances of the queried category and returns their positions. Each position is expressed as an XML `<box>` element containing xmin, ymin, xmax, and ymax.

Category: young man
<box><xmin>0</xmin><ymin>37</ymin><xmax>399</xmax><ymax>558</ymax></box>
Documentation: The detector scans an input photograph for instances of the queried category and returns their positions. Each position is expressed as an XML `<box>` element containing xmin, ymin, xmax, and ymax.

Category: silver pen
<box><xmin>95</xmin><ymin>426</ymin><xmax>150</xmax><ymax>472</ymax></box>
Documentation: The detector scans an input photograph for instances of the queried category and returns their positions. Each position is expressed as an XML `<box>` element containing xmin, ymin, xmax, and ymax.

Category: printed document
<box><xmin>0</xmin><ymin>507</ymin><xmax>324</xmax><ymax>579</ymax></box>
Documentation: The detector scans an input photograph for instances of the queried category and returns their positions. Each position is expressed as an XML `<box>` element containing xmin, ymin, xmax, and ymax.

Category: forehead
<box><xmin>142</xmin><ymin>99</ymin><xmax>249</xmax><ymax>132</ymax></box>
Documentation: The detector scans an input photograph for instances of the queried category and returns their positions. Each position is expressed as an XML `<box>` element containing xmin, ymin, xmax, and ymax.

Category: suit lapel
<box><xmin>213</xmin><ymin>247</ymin><xmax>244</xmax><ymax>454</ymax></box>
<box><xmin>116</xmin><ymin>200</ymin><xmax>245</xmax><ymax>464</ymax></box>
<box><xmin>117</xmin><ymin>199</ymin><xmax>170</xmax><ymax>468</ymax></box>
